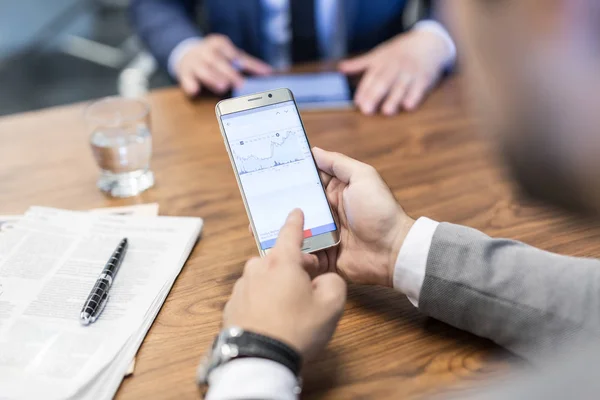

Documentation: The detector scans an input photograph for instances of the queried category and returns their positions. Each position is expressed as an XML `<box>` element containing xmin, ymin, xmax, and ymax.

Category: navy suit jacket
<box><xmin>130</xmin><ymin>0</ymin><xmax>428</xmax><ymax>70</ymax></box>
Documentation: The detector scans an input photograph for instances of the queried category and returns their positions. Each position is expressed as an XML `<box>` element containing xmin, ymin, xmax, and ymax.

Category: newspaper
<box><xmin>0</xmin><ymin>204</ymin><xmax>159</xmax><ymax>377</ymax></box>
<box><xmin>0</xmin><ymin>205</ymin><xmax>202</xmax><ymax>399</ymax></box>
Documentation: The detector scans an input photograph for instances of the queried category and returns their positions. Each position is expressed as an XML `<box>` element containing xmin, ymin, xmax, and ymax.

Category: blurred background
<box><xmin>0</xmin><ymin>0</ymin><xmax>425</xmax><ymax>117</ymax></box>
<box><xmin>0</xmin><ymin>0</ymin><xmax>171</xmax><ymax>117</ymax></box>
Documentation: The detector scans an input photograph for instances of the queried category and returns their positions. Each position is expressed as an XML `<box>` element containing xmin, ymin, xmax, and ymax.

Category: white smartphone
<box><xmin>216</xmin><ymin>88</ymin><xmax>340</xmax><ymax>256</ymax></box>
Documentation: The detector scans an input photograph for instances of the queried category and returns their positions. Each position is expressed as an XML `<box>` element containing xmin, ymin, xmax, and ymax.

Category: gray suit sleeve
<box><xmin>451</xmin><ymin>343</ymin><xmax>600</xmax><ymax>400</ymax></box>
<box><xmin>419</xmin><ymin>222</ymin><xmax>600</xmax><ymax>363</ymax></box>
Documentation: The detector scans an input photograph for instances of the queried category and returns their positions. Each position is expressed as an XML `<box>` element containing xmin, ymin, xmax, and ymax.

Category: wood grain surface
<box><xmin>2</xmin><ymin>75</ymin><xmax>600</xmax><ymax>399</ymax></box>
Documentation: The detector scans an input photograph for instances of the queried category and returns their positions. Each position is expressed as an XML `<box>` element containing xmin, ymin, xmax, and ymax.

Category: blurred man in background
<box><xmin>130</xmin><ymin>0</ymin><xmax>455</xmax><ymax>115</ymax></box>
<box><xmin>198</xmin><ymin>0</ymin><xmax>600</xmax><ymax>398</ymax></box>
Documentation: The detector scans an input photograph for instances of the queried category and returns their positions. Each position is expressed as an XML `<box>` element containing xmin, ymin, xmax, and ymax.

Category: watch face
<box><xmin>196</xmin><ymin>327</ymin><xmax>245</xmax><ymax>386</ymax></box>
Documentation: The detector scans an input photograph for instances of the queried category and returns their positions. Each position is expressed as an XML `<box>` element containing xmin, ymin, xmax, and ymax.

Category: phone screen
<box><xmin>221</xmin><ymin>100</ymin><xmax>337</xmax><ymax>250</ymax></box>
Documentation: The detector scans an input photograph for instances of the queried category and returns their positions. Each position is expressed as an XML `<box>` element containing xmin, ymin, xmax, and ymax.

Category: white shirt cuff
<box><xmin>393</xmin><ymin>217</ymin><xmax>440</xmax><ymax>307</ymax></box>
<box><xmin>413</xmin><ymin>20</ymin><xmax>457</xmax><ymax>68</ymax></box>
<box><xmin>167</xmin><ymin>37</ymin><xmax>203</xmax><ymax>78</ymax></box>
<box><xmin>206</xmin><ymin>358</ymin><xmax>299</xmax><ymax>400</ymax></box>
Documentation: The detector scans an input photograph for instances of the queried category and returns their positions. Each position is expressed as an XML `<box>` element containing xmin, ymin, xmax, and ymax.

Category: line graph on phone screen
<box><xmin>230</xmin><ymin>128</ymin><xmax>311</xmax><ymax>175</ymax></box>
<box><xmin>230</xmin><ymin>125</ymin><xmax>334</xmax><ymax>244</ymax></box>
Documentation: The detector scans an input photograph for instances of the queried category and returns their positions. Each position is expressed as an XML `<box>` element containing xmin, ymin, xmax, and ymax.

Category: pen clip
<box><xmin>90</xmin><ymin>293</ymin><xmax>109</xmax><ymax>324</ymax></box>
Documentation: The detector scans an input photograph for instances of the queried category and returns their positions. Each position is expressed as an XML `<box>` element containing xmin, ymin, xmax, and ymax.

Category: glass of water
<box><xmin>84</xmin><ymin>97</ymin><xmax>154</xmax><ymax>197</ymax></box>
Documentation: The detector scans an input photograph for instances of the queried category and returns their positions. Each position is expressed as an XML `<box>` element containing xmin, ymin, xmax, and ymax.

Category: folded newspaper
<box><xmin>0</xmin><ymin>205</ymin><xmax>203</xmax><ymax>399</ymax></box>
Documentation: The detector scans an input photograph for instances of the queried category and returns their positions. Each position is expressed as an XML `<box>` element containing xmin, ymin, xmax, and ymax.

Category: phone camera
<box><xmin>268</xmin><ymin>93</ymin><xmax>273</xmax><ymax>98</ymax></box>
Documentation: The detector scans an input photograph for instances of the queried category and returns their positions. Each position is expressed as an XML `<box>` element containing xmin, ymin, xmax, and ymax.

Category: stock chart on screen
<box><xmin>231</xmin><ymin>129</ymin><xmax>309</xmax><ymax>175</ymax></box>
<box><xmin>221</xmin><ymin>101</ymin><xmax>336</xmax><ymax>249</ymax></box>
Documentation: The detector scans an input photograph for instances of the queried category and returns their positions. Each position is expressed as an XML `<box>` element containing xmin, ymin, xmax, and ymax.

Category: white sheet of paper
<box><xmin>0</xmin><ymin>215</ymin><xmax>20</xmax><ymax>233</ymax></box>
<box><xmin>0</xmin><ymin>216</ymin><xmax>25</xmax><ymax>268</ymax></box>
<box><xmin>0</xmin><ymin>206</ymin><xmax>201</xmax><ymax>399</ymax></box>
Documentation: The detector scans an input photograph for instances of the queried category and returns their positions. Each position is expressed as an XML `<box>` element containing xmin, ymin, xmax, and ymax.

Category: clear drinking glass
<box><xmin>84</xmin><ymin>97</ymin><xmax>154</xmax><ymax>198</ymax></box>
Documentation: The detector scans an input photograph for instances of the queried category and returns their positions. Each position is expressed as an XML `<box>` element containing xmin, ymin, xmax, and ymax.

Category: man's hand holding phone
<box><xmin>229</xmin><ymin>148</ymin><xmax>418</xmax><ymax>361</ymax></box>
<box><xmin>224</xmin><ymin>209</ymin><xmax>346</xmax><ymax>359</ymax></box>
<box><xmin>246</xmin><ymin>148</ymin><xmax>416</xmax><ymax>287</ymax></box>
<box><xmin>309</xmin><ymin>148</ymin><xmax>415</xmax><ymax>287</ymax></box>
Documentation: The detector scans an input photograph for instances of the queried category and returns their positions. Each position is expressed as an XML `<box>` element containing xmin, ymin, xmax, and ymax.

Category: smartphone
<box><xmin>216</xmin><ymin>88</ymin><xmax>340</xmax><ymax>256</ymax></box>
<box><xmin>232</xmin><ymin>72</ymin><xmax>354</xmax><ymax>111</ymax></box>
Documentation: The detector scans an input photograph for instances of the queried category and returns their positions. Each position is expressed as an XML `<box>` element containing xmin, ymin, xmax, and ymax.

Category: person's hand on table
<box><xmin>224</xmin><ymin>209</ymin><xmax>346</xmax><ymax>359</ymax></box>
<box><xmin>175</xmin><ymin>34</ymin><xmax>272</xmax><ymax>97</ymax></box>
<box><xmin>310</xmin><ymin>148</ymin><xmax>415</xmax><ymax>287</ymax></box>
<box><xmin>339</xmin><ymin>29</ymin><xmax>454</xmax><ymax>116</ymax></box>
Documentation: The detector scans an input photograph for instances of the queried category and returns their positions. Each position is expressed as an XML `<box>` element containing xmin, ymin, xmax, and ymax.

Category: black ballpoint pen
<box><xmin>80</xmin><ymin>238</ymin><xmax>129</xmax><ymax>325</ymax></box>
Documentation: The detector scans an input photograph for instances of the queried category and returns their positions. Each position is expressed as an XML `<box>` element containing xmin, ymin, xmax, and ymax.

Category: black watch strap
<box><xmin>232</xmin><ymin>331</ymin><xmax>303</xmax><ymax>376</ymax></box>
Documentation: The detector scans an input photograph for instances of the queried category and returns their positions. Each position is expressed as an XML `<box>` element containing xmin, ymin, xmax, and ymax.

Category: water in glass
<box><xmin>85</xmin><ymin>97</ymin><xmax>154</xmax><ymax>197</ymax></box>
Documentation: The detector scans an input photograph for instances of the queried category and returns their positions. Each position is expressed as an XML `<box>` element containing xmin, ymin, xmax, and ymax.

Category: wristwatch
<box><xmin>197</xmin><ymin>326</ymin><xmax>303</xmax><ymax>393</ymax></box>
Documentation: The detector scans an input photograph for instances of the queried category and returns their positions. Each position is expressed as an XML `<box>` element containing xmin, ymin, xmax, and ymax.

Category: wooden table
<box><xmin>3</xmin><ymin>75</ymin><xmax>600</xmax><ymax>399</ymax></box>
